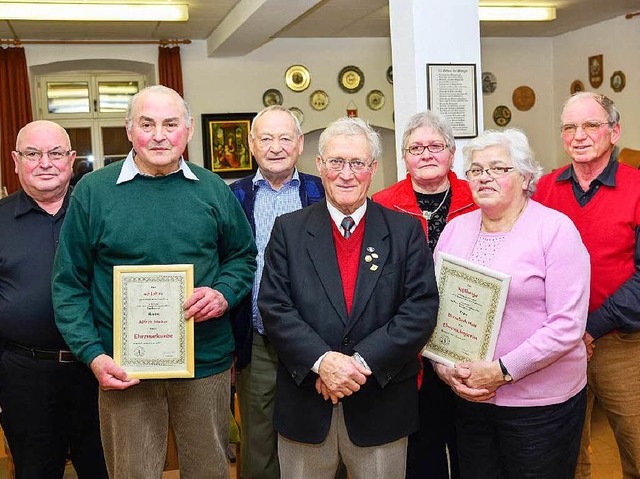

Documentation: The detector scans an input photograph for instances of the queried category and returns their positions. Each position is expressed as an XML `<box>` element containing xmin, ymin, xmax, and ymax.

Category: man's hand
<box><xmin>318</xmin><ymin>352</ymin><xmax>371</xmax><ymax>399</ymax></box>
<box><xmin>583</xmin><ymin>332</ymin><xmax>596</xmax><ymax>361</ymax></box>
<box><xmin>183</xmin><ymin>287</ymin><xmax>229</xmax><ymax>322</ymax></box>
<box><xmin>89</xmin><ymin>354</ymin><xmax>140</xmax><ymax>390</ymax></box>
<box><xmin>433</xmin><ymin>362</ymin><xmax>495</xmax><ymax>402</ymax></box>
<box><xmin>315</xmin><ymin>377</ymin><xmax>341</xmax><ymax>404</ymax></box>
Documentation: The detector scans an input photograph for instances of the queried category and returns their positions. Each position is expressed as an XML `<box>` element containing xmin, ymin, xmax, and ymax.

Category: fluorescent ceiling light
<box><xmin>479</xmin><ymin>6</ymin><xmax>556</xmax><ymax>22</ymax></box>
<box><xmin>0</xmin><ymin>2</ymin><xmax>188</xmax><ymax>21</ymax></box>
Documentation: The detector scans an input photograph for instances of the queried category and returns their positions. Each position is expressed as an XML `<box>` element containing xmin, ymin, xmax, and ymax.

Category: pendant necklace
<box><xmin>422</xmin><ymin>185</ymin><xmax>450</xmax><ymax>221</ymax></box>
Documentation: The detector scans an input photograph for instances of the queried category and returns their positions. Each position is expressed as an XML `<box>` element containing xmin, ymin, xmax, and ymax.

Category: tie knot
<box><xmin>341</xmin><ymin>216</ymin><xmax>355</xmax><ymax>239</ymax></box>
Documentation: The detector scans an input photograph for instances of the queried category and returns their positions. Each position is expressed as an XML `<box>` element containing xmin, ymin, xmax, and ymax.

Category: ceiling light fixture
<box><xmin>0</xmin><ymin>2</ymin><xmax>188</xmax><ymax>21</ymax></box>
<box><xmin>479</xmin><ymin>6</ymin><xmax>556</xmax><ymax>22</ymax></box>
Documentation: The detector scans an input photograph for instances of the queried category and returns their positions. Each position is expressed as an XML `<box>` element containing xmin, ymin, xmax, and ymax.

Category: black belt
<box><xmin>4</xmin><ymin>342</ymin><xmax>76</xmax><ymax>363</ymax></box>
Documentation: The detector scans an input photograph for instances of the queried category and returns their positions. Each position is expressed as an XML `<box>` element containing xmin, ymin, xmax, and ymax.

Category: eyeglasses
<box><xmin>560</xmin><ymin>121</ymin><xmax>610</xmax><ymax>136</ymax></box>
<box><xmin>465</xmin><ymin>166</ymin><xmax>516</xmax><ymax>179</ymax></box>
<box><xmin>16</xmin><ymin>148</ymin><xmax>71</xmax><ymax>162</ymax></box>
<box><xmin>404</xmin><ymin>144</ymin><xmax>447</xmax><ymax>156</ymax></box>
<box><xmin>321</xmin><ymin>157</ymin><xmax>374</xmax><ymax>174</ymax></box>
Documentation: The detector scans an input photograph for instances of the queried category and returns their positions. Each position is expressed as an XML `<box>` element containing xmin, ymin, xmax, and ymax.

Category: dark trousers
<box><xmin>455</xmin><ymin>387</ymin><xmax>587</xmax><ymax>479</ymax></box>
<box><xmin>0</xmin><ymin>350</ymin><xmax>108</xmax><ymax>479</ymax></box>
<box><xmin>406</xmin><ymin>359</ymin><xmax>459</xmax><ymax>479</ymax></box>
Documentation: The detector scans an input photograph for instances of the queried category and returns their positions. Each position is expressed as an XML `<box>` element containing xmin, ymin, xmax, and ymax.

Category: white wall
<box><xmin>3</xmin><ymin>16</ymin><xmax>638</xmax><ymax>189</ymax></box>
<box><xmin>552</xmin><ymin>15</ymin><xmax>640</xmax><ymax>168</ymax></box>
<box><xmin>480</xmin><ymin>37</ymin><xmax>556</xmax><ymax>172</ymax></box>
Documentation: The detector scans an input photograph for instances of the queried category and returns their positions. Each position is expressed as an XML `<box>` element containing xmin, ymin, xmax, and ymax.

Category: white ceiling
<box><xmin>0</xmin><ymin>0</ymin><xmax>638</xmax><ymax>52</ymax></box>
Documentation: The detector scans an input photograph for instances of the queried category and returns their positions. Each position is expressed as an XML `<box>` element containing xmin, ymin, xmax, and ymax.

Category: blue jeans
<box><xmin>455</xmin><ymin>388</ymin><xmax>586</xmax><ymax>479</ymax></box>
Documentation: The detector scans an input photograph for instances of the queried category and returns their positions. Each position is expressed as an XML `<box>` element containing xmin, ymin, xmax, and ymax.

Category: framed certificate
<box><xmin>422</xmin><ymin>253</ymin><xmax>510</xmax><ymax>367</ymax></box>
<box><xmin>426</xmin><ymin>63</ymin><xmax>478</xmax><ymax>138</ymax></box>
<box><xmin>113</xmin><ymin>264</ymin><xmax>195</xmax><ymax>379</ymax></box>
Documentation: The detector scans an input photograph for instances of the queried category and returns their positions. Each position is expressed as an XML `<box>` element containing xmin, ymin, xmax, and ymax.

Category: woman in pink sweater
<box><xmin>434</xmin><ymin>129</ymin><xmax>590</xmax><ymax>478</ymax></box>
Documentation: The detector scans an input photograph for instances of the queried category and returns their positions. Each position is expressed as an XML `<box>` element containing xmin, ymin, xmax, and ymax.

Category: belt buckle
<box><xmin>58</xmin><ymin>350</ymin><xmax>74</xmax><ymax>363</ymax></box>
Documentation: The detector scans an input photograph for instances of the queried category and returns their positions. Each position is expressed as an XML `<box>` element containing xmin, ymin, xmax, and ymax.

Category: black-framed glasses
<box><xmin>321</xmin><ymin>157</ymin><xmax>374</xmax><ymax>174</ymax></box>
<box><xmin>560</xmin><ymin>121</ymin><xmax>609</xmax><ymax>136</ymax></box>
<box><xmin>465</xmin><ymin>166</ymin><xmax>516</xmax><ymax>179</ymax></box>
<box><xmin>16</xmin><ymin>148</ymin><xmax>71</xmax><ymax>162</ymax></box>
<box><xmin>404</xmin><ymin>144</ymin><xmax>447</xmax><ymax>155</ymax></box>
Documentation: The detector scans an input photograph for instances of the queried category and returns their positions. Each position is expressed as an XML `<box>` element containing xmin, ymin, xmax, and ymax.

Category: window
<box><xmin>36</xmin><ymin>73</ymin><xmax>146</xmax><ymax>180</ymax></box>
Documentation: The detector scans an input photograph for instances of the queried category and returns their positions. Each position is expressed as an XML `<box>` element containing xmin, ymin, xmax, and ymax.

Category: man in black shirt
<box><xmin>0</xmin><ymin>120</ymin><xmax>107</xmax><ymax>478</ymax></box>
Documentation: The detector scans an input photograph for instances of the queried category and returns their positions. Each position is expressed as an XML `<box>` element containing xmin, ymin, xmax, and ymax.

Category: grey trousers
<box><xmin>278</xmin><ymin>403</ymin><xmax>407</xmax><ymax>479</ymax></box>
<box><xmin>99</xmin><ymin>369</ymin><xmax>231</xmax><ymax>479</ymax></box>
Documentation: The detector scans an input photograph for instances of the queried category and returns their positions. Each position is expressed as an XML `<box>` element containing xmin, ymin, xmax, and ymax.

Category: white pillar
<box><xmin>389</xmin><ymin>0</ymin><xmax>484</xmax><ymax>178</ymax></box>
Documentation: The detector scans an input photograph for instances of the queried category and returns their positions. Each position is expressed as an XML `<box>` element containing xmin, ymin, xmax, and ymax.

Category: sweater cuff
<box><xmin>586</xmin><ymin>309</ymin><xmax>615</xmax><ymax>340</ymax></box>
<box><xmin>82</xmin><ymin>344</ymin><xmax>107</xmax><ymax>367</ymax></box>
<box><xmin>214</xmin><ymin>283</ymin><xmax>237</xmax><ymax>310</ymax></box>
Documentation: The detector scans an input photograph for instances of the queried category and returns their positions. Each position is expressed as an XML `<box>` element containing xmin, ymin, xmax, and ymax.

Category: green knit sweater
<box><xmin>53</xmin><ymin>160</ymin><xmax>257</xmax><ymax>378</ymax></box>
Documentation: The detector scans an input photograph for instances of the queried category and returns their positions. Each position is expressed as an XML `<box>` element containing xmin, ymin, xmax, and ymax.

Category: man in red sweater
<box><xmin>534</xmin><ymin>92</ymin><xmax>640</xmax><ymax>479</ymax></box>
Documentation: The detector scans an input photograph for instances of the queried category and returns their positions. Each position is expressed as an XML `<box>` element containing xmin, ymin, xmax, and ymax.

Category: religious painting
<box><xmin>202</xmin><ymin>113</ymin><xmax>257</xmax><ymax>179</ymax></box>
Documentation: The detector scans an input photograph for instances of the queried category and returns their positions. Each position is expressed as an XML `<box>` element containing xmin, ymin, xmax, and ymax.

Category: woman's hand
<box><xmin>434</xmin><ymin>362</ymin><xmax>496</xmax><ymax>402</ymax></box>
<box><xmin>459</xmin><ymin>360</ymin><xmax>508</xmax><ymax>395</ymax></box>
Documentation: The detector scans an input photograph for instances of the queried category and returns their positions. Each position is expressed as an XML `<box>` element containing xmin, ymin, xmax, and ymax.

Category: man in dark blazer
<box><xmin>259</xmin><ymin>117</ymin><xmax>439</xmax><ymax>478</ymax></box>
<box><xmin>230</xmin><ymin>105</ymin><xmax>324</xmax><ymax>479</ymax></box>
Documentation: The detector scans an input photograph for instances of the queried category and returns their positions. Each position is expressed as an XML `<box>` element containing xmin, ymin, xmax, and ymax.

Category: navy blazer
<box><xmin>229</xmin><ymin>172</ymin><xmax>325</xmax><ymax>369</ymax></box>
<box><xmin>259</xmin><ymin>199</ymin><xmax>438</xmax><ymax>447</ymax></box>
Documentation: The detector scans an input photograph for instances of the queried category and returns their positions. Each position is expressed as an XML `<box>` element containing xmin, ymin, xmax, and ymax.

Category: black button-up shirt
<box><xmin>0</xmin><ymin>189</ymin><xmax>71</xmax><ymax>348</ymax></box>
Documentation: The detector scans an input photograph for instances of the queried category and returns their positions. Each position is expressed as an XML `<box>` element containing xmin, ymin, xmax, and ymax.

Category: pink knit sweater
<box><xmin>435</xmin><ymin>200</ymin><xmax>590</xmax><ymax>407</ymax></box>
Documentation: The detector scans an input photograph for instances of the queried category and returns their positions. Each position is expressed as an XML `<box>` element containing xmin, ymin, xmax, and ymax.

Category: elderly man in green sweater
<box><xmin>52</xmin><ymin>85</ymin><xmax>257</xmax><ymax>479</ymax></box>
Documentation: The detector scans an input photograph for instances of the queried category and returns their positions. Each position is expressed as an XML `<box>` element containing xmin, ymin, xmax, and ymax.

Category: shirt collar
<box><xmin>116</xmin><ymin>149</ymin><xmax>198</xmax><ymax>184</ymax></box>
<box><xmin>556</xmin><ymin>151</ymin><xmax>618</xmax><ymax>187</ymax></box>
<box><xmin>252</xmin><ymin>168</ymin><xmax>300</xmax><ymax>189</ymax></box>
<box><xmin>14</xmin><ymin>188</ymin><xmax>71</xmax><ymax>219</ymax></box>
<box><xmin>326</xmin><ymin>199</ymin><xmax>367</xmax><ymax>234</ymax></box>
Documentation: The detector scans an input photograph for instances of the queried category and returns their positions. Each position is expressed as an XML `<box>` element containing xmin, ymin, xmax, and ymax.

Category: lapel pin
<box><xmin>371</xmin><ymin>253</ymin><xmax>379</xmax><ymax>259</ymax></box>
<box><xmin>366</xmin><ymin>246</ymin><xmax>375</xmax><ymax>253</ymax></box>
<box><xmin>370</xmin><ymin>264</ymin><xmax>379</xmax><ymax>271</ymax></box>
<box><xmin>365</xmin><ymin>255</ymin><xmax>372</xmax><ymax>262</ymax></box>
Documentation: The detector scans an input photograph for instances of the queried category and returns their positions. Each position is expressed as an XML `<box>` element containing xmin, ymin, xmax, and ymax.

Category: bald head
<box><xmin>16</xmin><ymin>120</ymin><xmax>71</xmax><ymax>151</ymax></box>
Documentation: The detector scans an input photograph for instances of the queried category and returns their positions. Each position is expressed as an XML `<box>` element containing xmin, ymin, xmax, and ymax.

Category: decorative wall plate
<box><xmin>309</xmin><ymin>90</ymin><xmax>329</xmax><ymax>111</ymax></box>
<box><xmin>482</xmin><ymin>72</ymin><xmax>497</xmax><ymax>94</ymax></box>
<box><xmin>493</xmin><ymin>105</ymin><xmax>512</xmax><ymax>127</ymax></box>
<box><xmin>386</xmin><ymin>66</ymin><xmax>393</xmax><ymax>84</ymax></box>
<box><xmin>339</xmin><ymin>65</ymin><xmax>364</xmax><ymax>93</ymax></box>
<box><xmin>611</xmin><ymin>71</ymin><xmax>626</xmax><ymax>93</ymax></box>
<box><xmin>289</xmin><ymin>107</ymin><xmax>304</xmax><ymax>125</ymax></box>
<box><xmin>262</xmin><ymin>89</ymin><xmax>283</xmax><ymax>107</ymax></box>
<box><xmin>512</xmin><ymin>85</ymin><xmax>535</xmax><ymax>111</ymax></box>
<box><xmin>570</xmin><ymin>80</ymin><xmax>584</xmax><ymax>94</ymax></box>
<box><xmin>366</xmin><ymin>90</ymin><xmax>385</xmax><ymax>111</ymax></box>
<box><xmin>285</xmin><ymin>65</ymin><xmax>311</xmax><ymax>92</ymax></box>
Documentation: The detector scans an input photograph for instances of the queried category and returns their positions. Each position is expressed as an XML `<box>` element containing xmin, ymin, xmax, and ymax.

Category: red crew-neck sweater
<box><xmin>534</xmin><ymin>163</ymin><xmax>640</xmax><ymax>321</ymax></box>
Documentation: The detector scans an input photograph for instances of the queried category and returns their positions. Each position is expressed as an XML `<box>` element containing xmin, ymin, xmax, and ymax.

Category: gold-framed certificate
<box><xmin>113</xmin><ymin>264</ymin><xmax>195</xmax><ymax>379</ymax></box>
<box><xmin>422</xmin><ymin>253</ymin><xmax>510</xmax><ymax>367</ymax></box>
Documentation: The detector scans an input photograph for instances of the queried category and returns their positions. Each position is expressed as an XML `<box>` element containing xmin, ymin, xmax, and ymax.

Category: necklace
<box><xmin>421</xmin><ymin>185</ymin><xmax>450</xmax><ymax>221</ymax></box>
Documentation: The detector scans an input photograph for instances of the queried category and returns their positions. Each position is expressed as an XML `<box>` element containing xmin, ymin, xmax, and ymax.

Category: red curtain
<box><xmin>0</xmin><ymin>46</ymin><xmax>33</xmax><ymax>194</ymax></box>
<box><xmin>158</xmin><ymin>46</ymin><xmax>188</xmax><ymax>160</ymax></box>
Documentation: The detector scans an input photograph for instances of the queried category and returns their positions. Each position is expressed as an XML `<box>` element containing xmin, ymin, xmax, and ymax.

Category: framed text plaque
<box><xmin>427</xmin><ymin>63</ymin><xmax>478</xmax><ymax>138</ymax></box>
<box><xmin>422</xmin><ymin>253</ymin><xmax>510</xmax><ymax>367</ymax></box>
<box><xmin>113</xmin><ymin>264</ymin><xmax>195</xmax><ymax>379</ymax></box>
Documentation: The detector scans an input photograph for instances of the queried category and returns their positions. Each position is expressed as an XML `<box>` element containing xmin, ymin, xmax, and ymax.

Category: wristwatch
<box><xmin>498</xmin><ymin>358</ymin><xmax>513</xmax><ymax>382</ymax></box>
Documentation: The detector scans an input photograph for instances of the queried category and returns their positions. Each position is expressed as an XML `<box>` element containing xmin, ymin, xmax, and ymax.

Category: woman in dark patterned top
<box><xmin>372</xmin><ymin>110</ymin><xmax>476</xmax><ymax>479</ymax></box>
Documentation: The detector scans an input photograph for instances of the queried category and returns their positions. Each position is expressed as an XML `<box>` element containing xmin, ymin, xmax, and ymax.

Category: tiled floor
<box><xmin>0</xmin><ymin>402</ymin><xmax>622</xmax><ymax>478</ymax></box>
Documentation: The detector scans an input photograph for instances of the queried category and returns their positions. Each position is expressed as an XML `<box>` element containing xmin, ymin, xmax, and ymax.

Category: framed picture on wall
<box><xmin>202</xmin><ymin>113</ymin><xmax>257</xmax><ymax>179</ymax></box>
<box><xmin>427</xmin><ymin>63</ymin><xmax>478</xmax><ymax>138</ymax></box>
